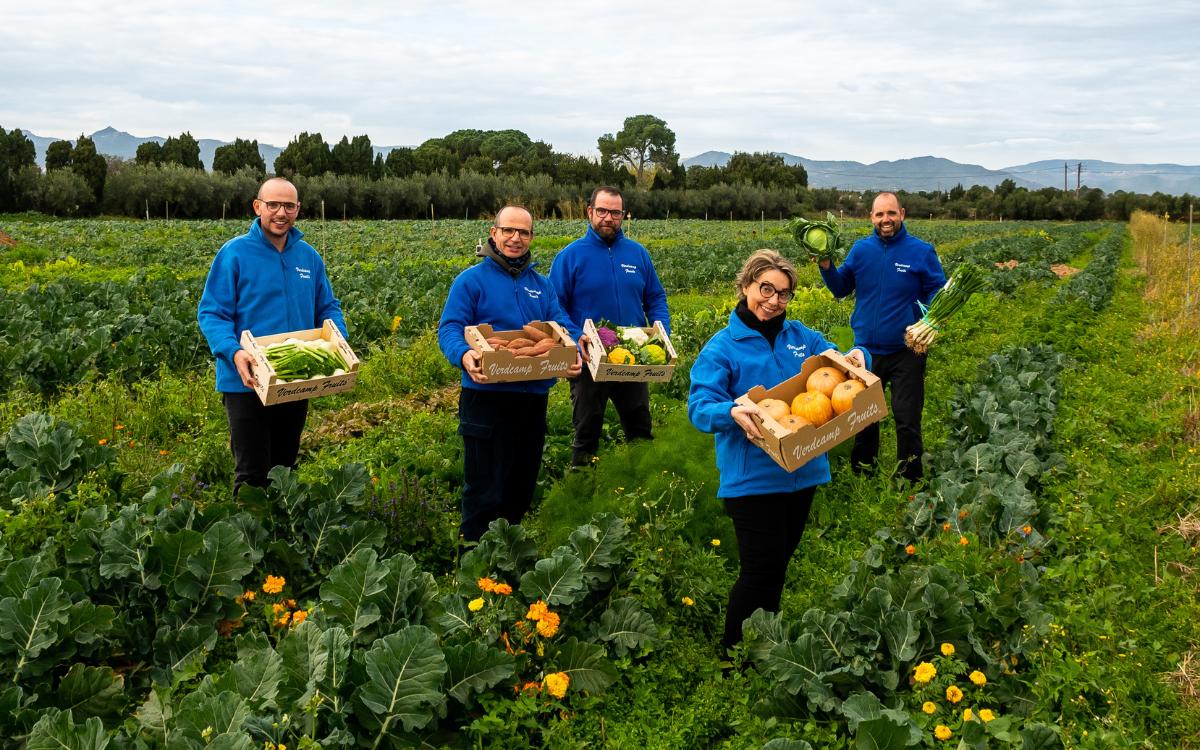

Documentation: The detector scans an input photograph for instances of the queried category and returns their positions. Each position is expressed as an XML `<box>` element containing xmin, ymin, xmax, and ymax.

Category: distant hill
<box><xmin>1002</xmin><ymin>160</ymin><xmax>1200</xmax><ymax>196</ymax></box>
<box><xmin>20</xmin><ymin>127</ymin><xmax>406</xmax><ymax>172</ymax></box>
<box><xmin>681</xmin><ymin>151</ymin><xmax>1200</xmax><ymax>195</ymax></box>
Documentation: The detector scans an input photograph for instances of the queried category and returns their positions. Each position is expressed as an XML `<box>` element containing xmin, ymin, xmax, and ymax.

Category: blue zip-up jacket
<box><xmin>819</xmin><ymin>223</ymin><xmax>946</xmax><ymax>355</ymax></box>
<box><xmin>688</xmin><ymin>310</ymin><xmax>870</xmax><ymax>498</ymax></box>
<box><xmin>197</xmin><ymin>219</ymin><xmax>347</xmax><ymax>393</ymax></box>
<box><xmin>438</xmin><ymin>256</ymin><xmax>583</xmax><ymax>394</ymax></box>
<box><xmin>549</xmin><ymin>226</ymin><xmax>672</xmax><ymax>336</ymax></box>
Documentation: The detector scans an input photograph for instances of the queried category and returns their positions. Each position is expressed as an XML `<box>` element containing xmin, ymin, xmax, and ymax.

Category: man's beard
<box><xmin>594</xmin><ymin>222</ymin><xmax>617</xmax><ymax>241</ymax></box>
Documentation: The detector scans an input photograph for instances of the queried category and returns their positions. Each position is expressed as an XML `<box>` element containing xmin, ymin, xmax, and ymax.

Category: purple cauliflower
<box><xmin>597</xmin><ymin>326</ymin><xmax>619</xmax><ymax>348</ymax></box>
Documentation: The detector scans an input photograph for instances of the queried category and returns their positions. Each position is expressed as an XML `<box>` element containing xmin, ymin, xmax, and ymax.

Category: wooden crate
<box><xmin>584</xmin><ymin>319</ymin><xmax>678</xmax><ymax>383</ymax></box>
<box><xmin>464</xmin><ymin>321</ymin><xmax>576</xmax><ymax>383</ymax></box>
<box><xmin>240</xmin><ymin>319</ymin><xmax>360</xmax><ymax>406</ymax></box>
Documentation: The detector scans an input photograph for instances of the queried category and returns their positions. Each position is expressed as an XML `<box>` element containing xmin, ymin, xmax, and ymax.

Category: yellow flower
<box><xmin>243</xmin><ymin>590</ymin><xmax>256</xmax><ymax>601</ymax></box>
<box><xmin>913</xmin><ymin>662</ymin><xmax>937</xmax><ymax>683</ymax></box>
<box><xmin>493</xmin><ymin>583</ymin><xmax>513</xmax><ymax>596</ymax></box>
<box><xmin>978</xmin><ymin>709</ymin><xmax>995</xmax><ymax>722</ymax></box>
<box><xmin>537</xmin><ymin>611</ymin><xmax>561</xmax><ymax>637</ymax></box>
<box><xmin>712</xmin><ymin>539</ymin><xmax>720</xmax><ymax>546</ymax></box>
<box><xmin>934</xmin><ymin>725</ymin><xmax>951</xmax><ymax>741</ymax></box>
<box><xmin>922</xmin><ymin>701</ymin><xmax>937</xmax><ymax>714</ymax></box>
<box><xmin>468</xmin><ymin>598</ymin><xmax>484</xmax><ymax>612</ymax></box>
<box><xmin>946</xmin><ymin>685</ymin><xmax>963</xmax><ymax>703</ymax></box>
<box><xmin>526</xmin><ymin>600</ymin><xmax>549</xmax><ymax>621</ymax></box>
<box><xmin>969</xmin><ymin>670</ymin><xmax>987</xmax><ymax>686</ymax></box>
<box><xmin>263</xmin><ymin>575</ymin><xmax>286</xmax><ymax>594</ymax></box>
<box><xmin>941</xmin><ymin>643</ymin><xmax>955</xmax><ymax>656</ymax></box>
<box><xmin>477</xmin><ymin>577</ymin><xmax>496</xmax><ymax>593</ymax></box>
<box><xmin>681</xmin><ymin>597</ymin><xmax>694</xmax><ymax>606</ymax></box>
<box><xmin>543</xmin><ymin>672</ymin><xmax>569</xmax><ymax>699</ymax></box>
<box><xmin>292</xmin><ymin>610</ymin><xmax>308</xmax><ymax>625</ymax></box>
<box><xmin>959</xmin><ymin>536</ymin><xmax>969</xmax><ymax>547</ymax></box>
<box><xmin>963</xmin><ymin>708</ymin><xmax>973</xmax><ymax>722</ymax></box>
<box><xmin>905</xmin><ymin>544</ymin><xmax>916</xmax><ymax>555</ymax></box>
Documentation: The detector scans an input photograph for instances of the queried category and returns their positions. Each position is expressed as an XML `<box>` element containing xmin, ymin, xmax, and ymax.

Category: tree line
<box><xmin>1</xmin><ymin>122</ymin><xmax>1192</xmax><ymax>222</ymax></box>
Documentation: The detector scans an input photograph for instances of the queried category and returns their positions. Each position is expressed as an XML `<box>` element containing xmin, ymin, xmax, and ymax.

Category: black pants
<box><xmin>721</xmin><ymin>487</ymin><xmax>817</xmax><ymax>654</ymax></box>
<box><xmin>568</xmin><ymin>368</ymin><xmax>653</xmax><ymax>465</ymax></box>
<box><xmin>223</xmin><ymin>392</ymin><xmax>309</xmax><ymax>498</ymax></box>
<box><xmin>457</xmin><ymin>387</ymin><xmax>549</xmax><ymax>543</ymax></box>
<box><xmin>850</xmin><ymin>349</ymin><xmax>927</xmax><ymax>482</ymax></box>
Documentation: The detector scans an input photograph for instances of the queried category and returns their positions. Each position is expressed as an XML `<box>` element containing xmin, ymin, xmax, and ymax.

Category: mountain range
<box><xmin>20</xmin><ymin>127</ymin><xmax>406</xmax><ymax>172</ymax></box>
<box><xmin>681</xmin><ymin>152</ymin><xmax>1200</xmax><ymax>196</ymax></box>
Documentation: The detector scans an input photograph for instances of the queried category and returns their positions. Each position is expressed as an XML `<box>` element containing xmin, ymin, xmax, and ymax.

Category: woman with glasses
<box><xmin>688</xmin><ymin>249</ymin><xmax>868</xmax><ymax>657</ymax></box>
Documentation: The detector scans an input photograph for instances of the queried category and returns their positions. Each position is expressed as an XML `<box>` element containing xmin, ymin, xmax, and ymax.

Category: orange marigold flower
<box><xmin>520</xmin><ymin>681</ymin><xmax>541</xmax><ymax>694</ymax></box>
<box><xmin>263</xmin><ymin>575</ymin><xmax>286</xmax><ymax>594</ymax></box>
<box><xmin>942</xmin><ymin>523</ymin><xmax>950</xmax><ymax>531</ymax></box>
<box><xmin>959</xmin><ymin>509</ymin><xmax>968</xmax><ymax>518</ymax></box>
<box><xmin>292</xmin><ymin>609</ymin><xmax>308</xmax><ymax>625</ymax></box>
<box><xmin>959</xmin><ymin>536</ymin><xmax>969</xmax><ymax>546</ymax></box>
<box><xmin>905</xmin><ymin>544</ymin><xmax>916</xmax><ymax>555</ymax></box>
<box><xmin>477</xmin><ymin>577</ymin><xmax>496</xmax><ymax>593</ymax></box>
<box><xmin>160</xmin><ymin>450</ymin><xmax>168</xmax><ymax>456</ymax></box>
<box><xmin>543</xmin><ymin>672</ymin><xmax>569</xmax><ymax>699</ymax></box>
<box><xmin>275</xmin><ymin>612</ymin><xmax>291</xmax><ymax>627</ymax></box>
<box><xmin>537</xmin><ymin>611</ymin><xmax>561</xmax><ymax>638</ymax></box>
<box><xmin>272</xmin><ymin>602</ymin><xmax>286</xmax><ymax>614</ymax></box>
<box><xmin>493</xmin><ymin>583</ymin><xmax>513</xmax><ymax>596</ymax></box>
<box><xmin>98</xmin><ymin>439</ymin><xmax>107</xmax><ymax>445</ymax></box>
<box><xmin>283</xmin><ymin>599</ymin><xmax>296</xmax><ymax>609</ymax></box>
<box><xmin>526</xmin><ymin>601</ymin><xmax>549</xmax><ymax>621</ymax></box>
<box><xmin>1022</xmin><ymin>525</ymin><xmax>1033</xmax><ymax>535</ymax></box>
<box><xmin>243</xmin><ymin>590</ymin><xmax>256</xmax><ymax>601</ymax></box>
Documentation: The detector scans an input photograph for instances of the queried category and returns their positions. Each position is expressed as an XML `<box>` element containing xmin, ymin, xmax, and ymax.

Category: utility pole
<box><xmin>1064</xmin><ymin>163</ymin><xmax>1068</xmax><ymax>193</ymax></box>
<box><xmin>145</xmin><ymin>200</ymin><xmax>149</xmax><ymax>222</ymax></box>
<box><xmin>1076</xmin><ymin>163</ymin><xmax>1082</xmax><ymax>198</ymax></box>
<box><xmin>321</xmin><ymin>200</ymin><xmax>326</xmax><ymax>260</ymax></box>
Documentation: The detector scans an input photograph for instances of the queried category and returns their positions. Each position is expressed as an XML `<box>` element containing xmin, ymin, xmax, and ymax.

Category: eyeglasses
<box><xmin>259</xmin><ymin>201</ymin><xmax>300</xmax><ymax>213</ymax></box>
<box><xmin>756</xmin><ymin>281</ymin><xmax>794</xmax><ymax>303</ymax></box>
<box><xmin>496</xmin><ymin>226</ymin><xmax>533</xmax><ymax>240</ymax></box>
<box><xmin>592</xmin><ymin>207</ymin><xmax>625</xmax><ymax>219</ymax></box>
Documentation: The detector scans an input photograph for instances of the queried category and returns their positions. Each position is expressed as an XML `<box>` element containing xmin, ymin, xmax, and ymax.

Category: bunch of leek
<box><xmin>787</xmin><ymin>212</ymin><xmax>847</xmax><ymax>264</ymax></box>
<box><xmin>904</xmin><ymin>263</ymin><xmax>987</xmax><ymax>354</ymax></box>
<box><xmin>265</xmin><ymin>339</ymin><xmax>346</xmax><ymax>382</ymax></box>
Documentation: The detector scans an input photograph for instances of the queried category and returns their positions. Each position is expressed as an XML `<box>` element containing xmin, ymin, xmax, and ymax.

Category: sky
<box><xmin>4</xmin><ymin>0</ymin><xmax>1199</xmax><ymax>169</ymax></box>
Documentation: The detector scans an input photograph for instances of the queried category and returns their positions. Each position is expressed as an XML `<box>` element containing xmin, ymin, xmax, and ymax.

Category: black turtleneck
<box><xmin>736</xmin><ymin>300</ymin><xmax>786</xmax><ymax>349</ymax></box>
<box><xmin>476</xmin><ymin>238</ymin><xmax>531</xmax><ymax>278</ymax></box>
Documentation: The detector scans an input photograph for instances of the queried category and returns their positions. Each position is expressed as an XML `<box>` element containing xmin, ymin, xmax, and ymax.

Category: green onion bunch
<box><xmin>265</xmin><ymin>339</ymin><xmax>347</xmax><ymax>382</ymax></box>
<box><xmin>905</xmin><ymin>263</ymin><xmax>988</xmax><ymax>354</ymax></box>
<box><xmin>786</xmin><ymin>212</ymin><xmax>847</xmax><ymax>264</ymax></box>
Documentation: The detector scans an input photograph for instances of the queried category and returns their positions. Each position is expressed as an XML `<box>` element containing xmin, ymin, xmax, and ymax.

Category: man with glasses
<box><xmin>818</xmin><ymin>192</ymin><xmax>945</xmax><ymax>483</ymax></box>
<box><xmin>550</xmin><ymin>186</ymin><xmax>670</xmax><ymax>468</ymax></box>
<box><xmin>198</xmin><ymin>177</ymin><xmax>347</xmax><ymax>497</ymax></box>
<box><xmin>438</xmin><ymin>205</ymin><xmax>583</xmax><ymax>542</ymax></box>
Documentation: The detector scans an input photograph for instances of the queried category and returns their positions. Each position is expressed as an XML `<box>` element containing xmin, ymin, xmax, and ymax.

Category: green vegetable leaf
<box><xmin>0</xmin><ymin>577</ymin><xmax>70</xmax><ymax>675</ymax></box>
<box><xmin>881</xmin><ymin>610</ymin><xmax>920</xmax><ymax>663</ymax></box>
<box><xmin>311</xmin><ymin>462</ymin><xmax>370</xmax><ymax>507</ymax></box>
<box><xmin>594</xmin><ymin>597</ymin><xmax>659</xmax><ymax>657</ymax></box>
<box><xmin>320</xmin><ymin>548</ymin><xmax>387</xmax><ymax>640</ymax></box>
<box><xmin>442</xmin><ymin>642</ymin><xmax>516</xmax><ymax>703</ymax></box>
<box><xmin>1020</xmin><ymin>724</ymin><xmax>1062</xmax><ymax>750</ymax></box>
<box><xmin>766</xmin><ymin>634</ymin><xmax>826</xmax><ymax>695</ymax></box>
<box><xmin>49</xmin><ymin>664</ymin><xmax>125</xmax><ymax>725</ymax></box>
<box><xmin>519</xmin><ymin>553</ymin><xmax>585</xmax><ymax>606</ymax></box>
<box><xmin>173</xmin><ymin>521</ymin><xmax>253</xmax><ymax>601</ymax></box>
<box><xmin>28</xmin><ymin>709</ymin><xmax>109</xmax><ymax>750</ymax></box>
<box><xmin>357</xmin><ymin>626</ymin><xmax>447</xmax><ymax>734</ymax></box>
<box><xmin>548</xmin><ymin>637</ymin><xmax>617</xmax><ymax>694</ymax></box>
<box><xmin>762</xmin><ymin>741</ymin><xmax>814</xmax><ymax>750</ymax></box>
<box><xmin>278</xmin><ymin>620</ymin><xmax>328</xmax><ymax>707</ymax></box>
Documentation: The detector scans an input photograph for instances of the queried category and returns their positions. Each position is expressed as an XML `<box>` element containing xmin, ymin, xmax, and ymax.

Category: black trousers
<box><xmin>457</xmin><ymin>387</ymin><xmax>549</xmax><ymax>543</ymax></box>
<box><xmin>721</xmin><ymin>487</ymin><xmax>817</xmax><ymax>654</ymax></box>
<box><xmin>223</xmin><ymin>392</ymin><xmax>309</xmax><ymax>498</ymax></box>
<box><xmin>568</xmin><ymin>368</ymin><xmax>653</xmax><ymax>465</ymax></box>
<box><xmin>850</xmin><ymin>349</ymin><xmax>927</xmax><ymax>482</ymax></box>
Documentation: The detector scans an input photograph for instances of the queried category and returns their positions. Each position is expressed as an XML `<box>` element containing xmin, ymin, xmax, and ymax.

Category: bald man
<box><xmin>438</xmin><ymin>205</ymin><xmax>583</xmax><ymax>542</ymax></box>
<box><xmin>818</xmin><ymin>192</ymin><xmax>945</xmax><ymax>483</ymax></box>
<box><xmin>198</xmin><ymin>177</ymin><xmax>347</xmax><ymax>497</ymax></box>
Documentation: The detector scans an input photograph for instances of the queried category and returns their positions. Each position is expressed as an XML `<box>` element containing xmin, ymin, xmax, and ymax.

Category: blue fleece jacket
<box><xmin>819</xmin><ymin>224</ymin><xmax>946</xmax><ymax>355</ymax></box>
<box><xmin>438</xmin><ymin>256</ymin><xmax>583</xmax><ymax>394</ymax></box>
<box><xmin>688</xmin><ymin>310</ymin><xmax>870</xmax><ymax>499</ymax></box>
<box><xmin>549</xmin><ymin>226</ymin><xmax>672</xmax><ymax>335</ymax></box>
<box><xmin>197</xmin><ymin>219</ymin><xmax>347</xmax><ymax>393</ymax></box>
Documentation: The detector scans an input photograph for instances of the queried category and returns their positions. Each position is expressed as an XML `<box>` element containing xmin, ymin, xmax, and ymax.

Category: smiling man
<box><xmin>549</xmin><ymin>186</ymin><xmax>670</xmax><ymax>468</ymax></box>
<box><xmin>197</xmin><ymin>177</ymin><xmax>347</xmax><ymax>497</ymax></box>
<box><xmin>438</xmin><ymin>205</ymin><xmax>583</xmax><ymax>542</ymax></box>
<box><xmin>818</xmin><ymin>192</ymin><xmax>945</xmax><ymax>482</ymax></box>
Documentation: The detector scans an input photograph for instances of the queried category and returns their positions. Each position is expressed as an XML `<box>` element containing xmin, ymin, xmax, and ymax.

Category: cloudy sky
<box><xmin>5</xmin><ymin>0</ymin><xmax>1198</xmax><ymax>168</ymax></box>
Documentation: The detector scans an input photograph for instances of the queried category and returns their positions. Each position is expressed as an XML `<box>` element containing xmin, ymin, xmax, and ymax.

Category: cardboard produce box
<box><xmin>584</xmin><ymin>319</ymin><xmax>678</xmax><ymax>383</ymax></box>
<box><xmin>240</xmin><ymin>319</ymin><xmax>360</xmax><ymax>406</ymax></box>
<box><xmin>464</xmin><ymin>321</ymin><xmax>576</xmax><ymax>383</ymax></box>
<box><xmin>734</xmin><ymin>349</ymin><xmax>887</xmax><ymax>472</ymax></box>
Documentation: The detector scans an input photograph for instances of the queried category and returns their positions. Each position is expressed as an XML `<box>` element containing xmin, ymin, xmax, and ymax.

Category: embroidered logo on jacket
<box><xmin>785</xmin><ymin>343</ymin><xmax>808</xmax><ymax>358</ymax></box>
<box><xmin>894</xmin><ymin>262</ymin><xmax>911</xmax><ymax>274</ymax></box>
<box><xmin>621</xmin><ymin>263</ymin><xmax>638</xmax><ymax>274</ymax></box>
<box><xmin>524</xmin><ymin>286</ymin><xmax>542</xmax><ymax>299</ymax></box>
<box><xmin>295</xmin><ymin>266</ymin><xmax>311</xmax><ymax>279</ymax></box>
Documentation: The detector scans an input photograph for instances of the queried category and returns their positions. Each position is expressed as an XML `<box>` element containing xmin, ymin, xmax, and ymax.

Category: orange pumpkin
<box><xmin>780</xmin><ymin>414</ymin><xmax>811</xmax><ymax>433</ymax></box>
<box><xmin>830</xmin><ymin>380</ymin><xmax>866</xmax><ymax>415</ymax></box>
<box><xmin>806</xmin><ymin>366</ymin><xmax>847</xmax><ymax>398</ymax></box>
<box><xmin>791</xmin><ymin>391</ymin><xmax>833</xmax><ymax>428</ymax></box>
<box><xmin>757</xmin><ymin>398</ymin><xmax>791</xmax><ymax>423</ymax></box>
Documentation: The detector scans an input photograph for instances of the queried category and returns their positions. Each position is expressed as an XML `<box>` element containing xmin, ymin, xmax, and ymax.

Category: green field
<box><xmin>0</xmin><ymin>216</ymin><xmax>1197</xmax><ymax>749</ymax></box>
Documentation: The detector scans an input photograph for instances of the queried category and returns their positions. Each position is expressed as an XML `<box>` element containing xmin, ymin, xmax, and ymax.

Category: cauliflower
<box><xmin>608</xmin><ymin>347</ymin><xmax>636</xmax><ymax>365</ymax></box>
<box><xmin>620</xmin><ymin>327</ymin><xmax>650</xmax><ymax>346</ymax></box>
<box><xmin>639</xmin><ymin>344</ymin><xmax>666</xmax><ymax>365</ymax></box>
<box><xmin>596</xmin><ymin>326</ymin><xmax>619</xmax><ymax>349</ymax></box>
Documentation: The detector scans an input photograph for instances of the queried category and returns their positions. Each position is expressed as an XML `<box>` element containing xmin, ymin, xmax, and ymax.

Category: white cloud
<box><xmin>3</xmin><ymin>0</ymin><xmax>1198</xmax><ymax>167</ymax></box>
